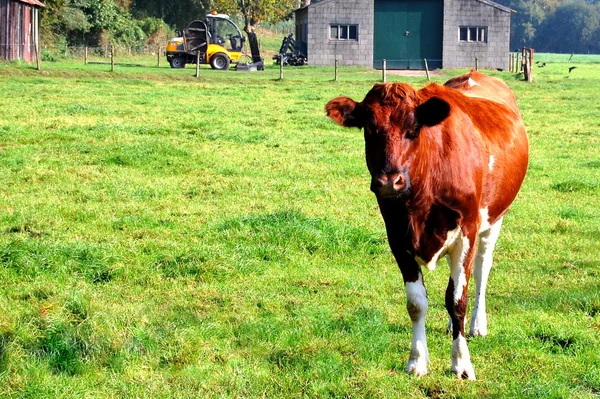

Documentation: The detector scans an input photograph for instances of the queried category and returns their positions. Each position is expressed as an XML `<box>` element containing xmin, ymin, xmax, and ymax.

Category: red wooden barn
<box><xmin>0</xmin><ymin>0</ymin><xmax>45</xmax><ymax>62</ymax></box>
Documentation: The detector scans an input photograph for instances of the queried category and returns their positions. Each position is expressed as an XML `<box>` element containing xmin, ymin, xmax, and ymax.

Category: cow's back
<box><xmin>444</xmin><ymin>70</ymin><xmax>520</xmax><ymax>115</ymax></box>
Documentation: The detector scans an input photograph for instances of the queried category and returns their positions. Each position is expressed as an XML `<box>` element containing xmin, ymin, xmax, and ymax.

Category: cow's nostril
<box><xmin>393</xmin><ymin>174</ymin><xmax>405</xmax><ymax>189</ymax></box>
<box><xmin>372</xmin><ymin>171</ymin><xmax>410</xmax><ymax>197</ymax></box>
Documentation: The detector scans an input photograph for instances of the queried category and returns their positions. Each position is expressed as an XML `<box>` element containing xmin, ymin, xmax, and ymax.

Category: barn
<box><xmin>295</xmin><ymin>0</ymin><xmax>513</xmax><ymax>70</ymax></box>
<box><xmin>0</xmin><ymin>0</ymin><xmax>45</xmax><ymax>63</ymax></box>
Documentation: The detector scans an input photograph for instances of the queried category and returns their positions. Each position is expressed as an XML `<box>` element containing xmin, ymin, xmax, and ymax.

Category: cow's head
<box><xmin>326</xmin><ymin>83</ymin><xmax>450</xmax><ymax>199</ymax></box>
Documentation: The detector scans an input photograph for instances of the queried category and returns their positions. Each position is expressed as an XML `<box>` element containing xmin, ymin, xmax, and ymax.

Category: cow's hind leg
<box><xmin>446</xmin><ymin>234</ymin><xmax>477</xmax><ymax>380</ymax></box>
<box><xmin>405</xmin><ymin>270</ymin><xmax>429</xmax><ymax>376</ymax></box>
<box><xmin>470</xmin><ymin>216</ymin><xmax>503</xmax><ymax>337</ymax></box>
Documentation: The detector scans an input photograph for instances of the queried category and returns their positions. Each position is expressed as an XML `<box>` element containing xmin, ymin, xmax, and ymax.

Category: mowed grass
<box><xmin>0</xmin><ymin>56</ymin><xmax>599</xmax><ymax>398</ymax></box>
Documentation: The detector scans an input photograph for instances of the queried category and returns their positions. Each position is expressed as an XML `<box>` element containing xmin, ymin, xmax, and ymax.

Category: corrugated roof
<box><xmin>16</xmin><ymin>0</ymin><xmax>46</xmax><ymax>7</ymax></box>
<box><xmin>476</xmin><ymin>0</ymin><xmax>514</xmax><ymax>13</ymax></box>
<box><xmin>296</xmin><ymin>0</ymin><xmax>334</xmax><ymax>10</ymax></box>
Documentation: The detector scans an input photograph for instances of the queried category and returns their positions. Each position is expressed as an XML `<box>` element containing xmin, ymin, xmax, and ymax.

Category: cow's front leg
<box><xmin>446</xmin><ymin>234</ymin><xmax>477</xmax><ymax>380</ymax></box>
<box><xmin>470</xmin><ymin>216</ymin><xmax>503</xmax><ymax>337</ymax></box>
<box><xmin>404</xmin><ymin>269</ymin><xmax>429</xmax><ymax>376</ymax></box>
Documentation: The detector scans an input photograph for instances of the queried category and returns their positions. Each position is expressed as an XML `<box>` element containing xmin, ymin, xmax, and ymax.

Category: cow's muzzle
<box><xmin>371</xmin><ymin>170</ymin><xmax>411</xmax><ymax>198</ymax></box>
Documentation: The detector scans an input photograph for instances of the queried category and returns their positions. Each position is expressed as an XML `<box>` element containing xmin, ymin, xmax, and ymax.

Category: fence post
<box><xmin>110</xmin><ymin>46</ymin><xmax>115</xmax><ymax>72</ymax></box>
<box><xmin>382</xmin><ymin>59</ymin><xmax>387</xmax><ymax>83</ymax></box>
<box><xmin>195</xmin><ymin>51</ymin><xmax>200</xmax><ymax>78</ymax></box>
<box><xmin>84</xmin><ymin>47</ymin><xmax>88</xmax><ymax>65</ymax></box>
<box><xmin>35</xmin><ymin>37</ymin><xmax>41</xmax><ymax>71</ymax></box>
<box><xmin>524</xmin><ymin>48</ymin><xmax>533</xmax><ymax>82</ymax></box>
<box><xmin>157</xmin><ymin>45</ymin><xmax>161</xmax><ymax>67</ymax></box>
<box><xmin>424</xmin><ymin>59</ymin><xmax>430</xmax><ymax>81</ymax></box>
<box><xmin>529</xmin><ymin>48</ymin><xmax>535</xmax><ymax>73</ymax></box>
<box><xmin>279</xmin><ymin>58</ymin><xmax>284</xmax><ymax>80</ymax></box>
<box><xmin>334</xmin><ymin>59</ymin><xmax>339</xmax><ymax>82</ymax></box>
<box><xmin>475</xmin><ymin>57</ymin><xmax>479</xmax><ymax>71</ymax></box>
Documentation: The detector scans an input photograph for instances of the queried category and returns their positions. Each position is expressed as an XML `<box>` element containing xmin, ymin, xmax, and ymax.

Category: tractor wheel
<box><xmin>170</xmin><ymin>57</ymin><xmax>185</xmax><ymax>68</ymax></box>
<box><xmin>210</xmin><ymin>53</ymin><xmax>230</xmax><ymax>70</ymax></box>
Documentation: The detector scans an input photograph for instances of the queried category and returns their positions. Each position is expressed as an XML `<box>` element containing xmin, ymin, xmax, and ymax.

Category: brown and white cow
<box><xmin>325</xmin><ymin>71</ymin><xmax>528</xmax><ymax>379</ymax></box>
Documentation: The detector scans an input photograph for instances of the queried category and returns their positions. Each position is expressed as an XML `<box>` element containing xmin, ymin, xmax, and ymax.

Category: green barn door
<box><xmin>374</xmin><ymin>0</ymin><xmax>443</xmax><ymax>70</ymax></box>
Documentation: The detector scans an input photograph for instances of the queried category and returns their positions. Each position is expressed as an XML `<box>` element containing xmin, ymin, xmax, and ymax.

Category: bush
<box><xmin>41</xmin><ymin>48</ymin><xmax>59</xmax><ymax>62</ymax></box>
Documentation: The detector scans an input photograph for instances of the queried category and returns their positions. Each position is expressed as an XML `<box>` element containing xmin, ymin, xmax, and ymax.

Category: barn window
<box><xmin>459</xmin><ymin>26</ymin><xmax>487</xmax><ymax>43</ymax></box>
<box><xmin>330</xmin><ymin>24</ymin><xmax>358</xmax><ymax>41</ymax></box>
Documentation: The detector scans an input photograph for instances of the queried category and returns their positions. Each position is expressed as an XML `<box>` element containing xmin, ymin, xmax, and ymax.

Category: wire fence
<box><xmin>41</xmin><ymin>44</ymin><xmax>167</xmax><ymax>67</ymax></box>
<box><xmin>43</xmin><ymin>44</ymin><xmax>164</xmax><ymax>58</ymax></box>
<box><xmin>40</xmin><ymin>41</ymin><xmax>278</xmax><ymax>69</ymax></box>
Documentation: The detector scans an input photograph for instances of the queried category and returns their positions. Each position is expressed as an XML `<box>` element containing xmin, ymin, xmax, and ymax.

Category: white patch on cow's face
<box><xmin>488</xmin><ymin>155</ymin><xmax>495</xmax><ymax>171</ymax></box>
<box><xmin>468</xmin><ymin>77</ymin><xmax>479</xmax><ymax>87</ymax></box>
<box><xmin>415</xmin><ymin>227</ymin><xmax>460</xmax><ymax>271</ymax></box>
<box><xmin>405</xmin><ymin>275</ymin><xmax>429</xmax><ymax>376</ymax></box>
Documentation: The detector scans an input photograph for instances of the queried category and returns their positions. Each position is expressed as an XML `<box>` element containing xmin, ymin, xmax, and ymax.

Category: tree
<box><xmin>130</xmin><ymin>0</ymin><xmax>211</xmax><ymax>30</ymax></box>
<box><xmin>41</xmin><ymin>0</ymin><xmax>154</xmax><ymax>48</ymax></box>
<box><xmin>212</xmin><ymin>0</ymin><xmax>299</xmax><ymax>33</ymax></box>
<box><xmin>40</xmin><ymin>0</ymin><xmax>68</xmax><ymax>45</ymax></box>
<box><xmin>495</xmin><ymin>0</ymin><xmax>560</xmax><ymax>49</ymax></box>
<box><xmin>535</xmin><ymin>1</ymin><xmax>600</xmax><ymax>53</ymax></box>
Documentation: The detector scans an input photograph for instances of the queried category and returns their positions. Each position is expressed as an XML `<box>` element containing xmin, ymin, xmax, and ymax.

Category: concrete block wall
<box><xmin>305</xmin><ymin>0</ymin><xmax>374</xmax><ymax>67</ymax></box>
<box><xmin>443</xmin><ymin>0</ymin><xmax>511</xmax><ymax>70</ymax></box>
<box><xmin>298</xmin><ymin>0</ymin><xmax>511</xmax><ymax>70</ymax></box>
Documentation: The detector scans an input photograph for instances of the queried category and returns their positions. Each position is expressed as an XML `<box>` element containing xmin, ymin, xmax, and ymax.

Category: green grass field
<box><xmin>0</xmin><ymin>55</ymin><xmax>599</xmax><ymax>398</ymax></box>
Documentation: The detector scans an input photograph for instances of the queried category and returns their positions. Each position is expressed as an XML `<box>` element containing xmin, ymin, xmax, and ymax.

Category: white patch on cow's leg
<box><xmin>445</xmin><ymin>254</ymin><xmax>469</xmax><ymax>335</ymax></box>
<box><xmin>447</xmin><ymin>233</ymin><xmax>476</xmax><ymax>379</ymax></box>
<box><xmin>450</xmin><ymin>235</ymin><xmax>470</xmax><ymax>304</ymax></box>
<box><xmin>488</xmin><ymin>155</ymin><xmax>495</xmax><ymax>171</ymax></box>
<box><xmin>470</xmin><ymin>216</ymin><xmax>504</xmax><ymax>337</ymax></box>
<box><xmin>405</xmin><ymin>273</ymin><xmax>429</xmax><ymax>377</ymax></box>
<box><xmin>451</xmin><ymin>335</ymin><xmax>476</xmax><ymax>380</ymax></box>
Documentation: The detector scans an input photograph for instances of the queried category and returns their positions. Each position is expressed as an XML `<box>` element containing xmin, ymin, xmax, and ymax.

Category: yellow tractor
<box><xmin>166</xmin><ymin>12</ymin><xmax>246</xmax><ymax>70</ymax></box>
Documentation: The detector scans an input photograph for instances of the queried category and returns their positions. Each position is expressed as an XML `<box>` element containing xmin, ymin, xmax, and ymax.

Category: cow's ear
<box><xmin>415</xmin><ymin>97</ymin><xmax>450</xmax><ymax>127</ymax></box>
<box><xmin>325</xmin><ymin>97</ymin><xmax>364</xmax><ymax>128</ymax></box>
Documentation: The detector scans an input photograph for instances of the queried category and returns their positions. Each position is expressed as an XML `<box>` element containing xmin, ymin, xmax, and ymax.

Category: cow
<box><xmin>325</xmin><ymin>70</ymin><xmax>528</xmax><ymax>380</ymax></box>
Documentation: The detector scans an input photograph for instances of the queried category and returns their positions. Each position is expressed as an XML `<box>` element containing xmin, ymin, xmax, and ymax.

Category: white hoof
<box><xmin>469</xmin><ymin>322</ymin><xmax>488</xmax><ymax>337</ymax></box>
<box><xmin>469</xmin><ymin>313</ymin><xmax>488</xmax><ymax>337</ymax></box>
<box><xmin>406</xmin><ymin>358</ymin><xmax>428</xmax><ymax>377</ymax></box>
<box><xmin>451</xmin><ymin>336</ymin><xmax>476</xmax><ymax>380</ymax></box>
<box><xmin>451</xmin><ymin>361</ymin><xmax>476</xmax><ymax>380</ymax></box>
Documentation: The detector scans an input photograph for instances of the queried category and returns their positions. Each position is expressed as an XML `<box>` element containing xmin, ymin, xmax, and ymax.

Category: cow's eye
<box><xmin>406</xmin><ymin>124</ymin><xmax>420</xmax><ymax>139</ymax></box>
